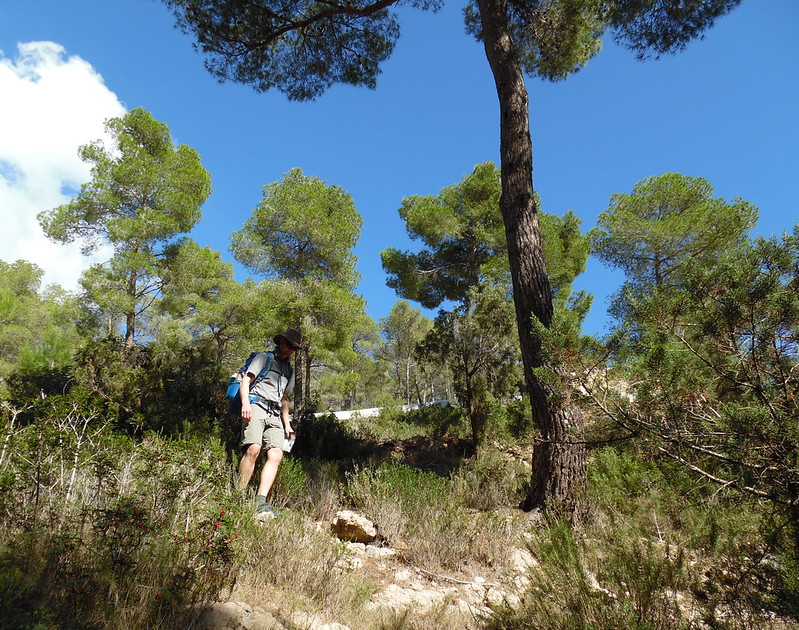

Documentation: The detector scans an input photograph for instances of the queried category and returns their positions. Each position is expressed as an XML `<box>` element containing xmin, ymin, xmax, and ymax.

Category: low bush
<box><xmin>357</xmin><ymin>404</ymin><xmax>469</xmax><ymax>442</ymax></box>
<box><xmin>0</xmin><ymin>401</ymin><xmax>247</xmax><ymax>629</ymax></box>
<box><xmin>489</xmin><ymin>446</ymin><xmax>794</xmax><ymax>630</ymax></box>
<box><xmin>233</xmin><ymin>510</ymin><xmax>375</xmax><ymax>623</ymax></box>
<box><xmin>295</xmin><ymin>412</ymin><xmax>370</xmax><ymax>462</ymax></box>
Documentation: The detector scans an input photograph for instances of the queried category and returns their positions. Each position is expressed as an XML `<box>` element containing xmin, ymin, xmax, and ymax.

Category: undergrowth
<box><xmin>1</xmin><ymin>402</ymin><xmax>794</xmax><ymax>629</ymax></box>
<box><xmin>486</xmin><ymin>447</ymin><xmax>793</xmax><ymax>630</ymax></box>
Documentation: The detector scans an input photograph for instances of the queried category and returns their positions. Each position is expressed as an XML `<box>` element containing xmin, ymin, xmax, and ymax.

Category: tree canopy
<box><xmin>381</xmin><ymin>162</ymin><xmax>507</xmax><ymax>309</ymax></box>
<box><xmin>231</xmin><ymin>167</ymin><xmax>361</xmax><ymax>288</ymax></box>
<box><xmin>0</xmin><ymin>260</ymin><xmax>80</xmax><ymax>378</ymax></box>
<box><xmin>163</xmin><ymin>1</ymin><xmax>742</xmax><ymax>94</ymax></box>
<box><xmin>590</xmin><ymin>172</ymin><xmax>758</xmax><ymax>322</ymax></box>
<box><xmin>591</xmin><ymin>172</ymin><xmax>758</xmax><ymax>292</ymax></box>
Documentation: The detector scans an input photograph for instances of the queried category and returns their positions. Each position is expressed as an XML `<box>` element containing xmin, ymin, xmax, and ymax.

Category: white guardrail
<box><xmin>314</xmin><ymin>399</ymin><xmax>450</xmax><ymax>421</ymax></box>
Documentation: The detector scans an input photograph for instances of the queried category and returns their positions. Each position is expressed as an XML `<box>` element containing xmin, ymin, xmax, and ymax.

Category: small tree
<box><xmin>379</xmin><ymin>300</ymin><xmax>433</xmax><ymax>405</ymax></box>
<box><xmin>315</xmin><ymin>318</ymin><xmax>386</xmax><ymax>411</ymax></box>
<box><xmin>421</xmin><ymin>283</ymin><xmax>520</xmax><ymax>444</ymax></box>
<box><xmin>384</xmin><ymin>163</ymin><xmax>590</xmax><ymax>447</ymax></box>
<box><xmin>38</xmin><ymin>108</ymin><xmax>211</xmax><ymax>349</ymax></box>
<box><xmin>583</xmin><ymin>228</ymin><xmax>799</xmax><ymax>611</ymax></box>
<box><xmin>0</xmin><ymin>260</ymin><xmax>80</xmax><ymax>379</ymax></box>
<box><xmin>590</xmin><ymin>172</ymin><xmax>758</xmax><ymax>320</ymax></box>
<box><xmin>230</xmin><ymin>167</ymin><xmax>364</xmax><ymax>415</ymax></box>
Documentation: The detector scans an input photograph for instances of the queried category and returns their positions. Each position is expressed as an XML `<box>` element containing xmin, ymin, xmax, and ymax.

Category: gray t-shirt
<box><xmin>246</xmin><ymin>351</ymin><xmax>294</xmax><ymax>404</ymax></box>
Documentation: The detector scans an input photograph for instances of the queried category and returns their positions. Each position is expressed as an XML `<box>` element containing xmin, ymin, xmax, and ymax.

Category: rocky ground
<box><xmin>195</xmin><ymin>509</ymin><xmax>535</xmax><ymax>630</ymax></box>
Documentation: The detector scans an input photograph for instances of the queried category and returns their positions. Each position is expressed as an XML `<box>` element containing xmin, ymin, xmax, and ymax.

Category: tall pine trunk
<box><xmin>124</xmin><ymin>270</ymin><xmax>137</xmax><ymax>350</ymax></box>
<box><xmin>304</xmin><ymin>350</ymin><xmax>311</xmax><ymax>410</ymax></box>
<box><xmin>294</xmin><ymin>347</ymin><xmax>304</xmax><ymax>419</ymax></box>
<box><xmin>477</xmin><ymin>0</ymin><xmax>586</xmax><ymax>515</ymax></box>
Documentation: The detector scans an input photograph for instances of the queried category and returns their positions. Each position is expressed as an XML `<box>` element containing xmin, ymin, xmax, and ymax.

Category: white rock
<box><xmin>195</xmin><ymin>602</ymin><xmax>284</xmax><ymax>630</ymax></box>
<box><xmin>331</xmin><ymin>510</ymin><xmax>377</xmax><ymax>543</ymax></box>
<box><xmin>336</xmin><ymin>553</ymin><xmax>364</xmax><ymax>571</ymax></box>
<box><xmin>255</xmin><ymin>510</ymin><xmax>276</xmax><ymax>523</ymax></box>
<box><xmin>370</xmin><ymin>583</ymin><xmax>445</xmax><ymax>612</ymax></box>
<box><xmin>288</xmin><ymin>611</ymin><xmax>350</xmax><ymax>630</ymax></box>
<box><xmin>347</xmin><ymin>542</ymin><xmax>367</xmax><ymax>554</ymax></box>
<box><xmin>365</xmin><ymin>545</ymin><xmax>396</xmax><ymax>558</ymax></box>
<box><xmin>510</xmin><ymin>547</ymin><xmax>536</xmax><ymax>572</ymax></box>
<box><xmin>195</xmin><ymin>601</ymin><xmax>248</xmax><ymax>629</ymax></box>
<box><xmin>242</xmin><ymin>610</ymin><xmax>283</xmax><ymax>630</ymax></box>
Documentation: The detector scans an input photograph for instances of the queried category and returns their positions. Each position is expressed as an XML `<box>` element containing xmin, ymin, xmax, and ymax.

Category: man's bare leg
<box><xmin>256</xmin><ymin>447</ymin><xmax>284</xmax><ymax>499</ymax></box>
<box><xmin>238</xmin><ymin>443</ymin><xmax>261</xmax><ymax>491</ymax></box>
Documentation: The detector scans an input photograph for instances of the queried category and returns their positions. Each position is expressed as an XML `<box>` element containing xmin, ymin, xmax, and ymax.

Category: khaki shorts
<box><xmin>240</xmin><ymin>404</ymin><xmax>284</xmax><ymax>451</ymax></box>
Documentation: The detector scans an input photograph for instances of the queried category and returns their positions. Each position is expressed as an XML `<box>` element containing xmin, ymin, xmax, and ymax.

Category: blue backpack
<box><xmin>225</xmin><ymin>351</ymin><xmax>275</xmax><ymax>408</ymax></box>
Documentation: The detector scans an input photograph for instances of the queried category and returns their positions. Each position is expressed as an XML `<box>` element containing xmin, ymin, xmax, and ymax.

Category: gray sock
<box><xmin>255</xmin><ymin>494</ymin><xmax>267</xmax><ymax>507</ymax></box>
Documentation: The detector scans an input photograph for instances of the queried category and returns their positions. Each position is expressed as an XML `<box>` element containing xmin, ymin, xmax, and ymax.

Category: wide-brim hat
<box><xmin>273</xmin><ymin>328</ymin><xmax>302</xmax><ymax>349</ymax></box>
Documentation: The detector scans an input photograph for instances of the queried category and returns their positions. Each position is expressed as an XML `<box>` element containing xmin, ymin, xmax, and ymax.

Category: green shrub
<box><xmin>346</xmin><ymin>461</ymin><xmax>521</xmax><ymax>571</ymax></box>
<box><xmin>397</xmin><ymin>404</ymin><xmax>469</xmax><ymax>439</ymax></box>
<box><xmin>269</xmin><ymin>454</ymin><xmax>311</xmax><ymax>510</ymax></box>
<box><xmin>348</xmin><ymin>462</ymin><xmax>450</xmax><ymax>510</ymax></box>
<box><xmin>234</xmin><ymin>509</ymin><xmax>373</xmax><ymax>615</ymax></box>
<box><xmin>584</xmin><ymin>446</ymin><xmax>797</xmax><ymax>628</ymax></box>
<box><xmin>486</xmin><ymin>520</ymin><xmax>692</xmax><ymax>630</ymax></box>
<box><xmin>301</xmin><ymin>459</ymin><xmax>345</xmax><ymax>521</ymax></box>
<box><xmin>775</xmin><ymin>530</ymin><xmax>799</xmax><ymax>618</ymax></box>
<box><xmin>453</xmin><ymin>449</ymin><xmax>528</xmax><ymax>510</ymax></box>
<box><xmin>358</xmin><ymin>406</ymin><xmax>422</xmax><ymax>441</ymax></box>
<box><xmin>587</xmin><ymin>447</ymin><xmax>664</xmax><ymax>515</ymax></box>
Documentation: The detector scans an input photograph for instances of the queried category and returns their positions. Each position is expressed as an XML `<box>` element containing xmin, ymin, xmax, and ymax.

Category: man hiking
<box><xmin>237</xmin><ymin>328</ymin><xmax>301</xmax><ymax>516</ymax></box>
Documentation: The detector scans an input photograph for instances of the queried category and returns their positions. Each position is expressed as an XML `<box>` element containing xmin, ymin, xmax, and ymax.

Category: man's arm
<box><xmin>240</xmin><ymin>372</ymin><xmax>255</xmax><ymax>421</ymax></box>
<box><xmin>281</xmin><ymin>392</ymin><xmax>293</xmax><ymax>438</ymax></box>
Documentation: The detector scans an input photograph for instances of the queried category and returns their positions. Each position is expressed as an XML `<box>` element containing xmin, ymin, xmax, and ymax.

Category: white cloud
<box><xmin>0</xmin><ymin>41</ymin><xmax>125</xmax><ymax>291</ymax></box>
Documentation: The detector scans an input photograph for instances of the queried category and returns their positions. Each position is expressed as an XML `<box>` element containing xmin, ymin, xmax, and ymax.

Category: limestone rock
<box><xmin>254</xmin><ymin>510</ymin><xmax>276</xmax><ymax>523</ymax></box>
<box><xmin>331</xmin><ymin>510</ymin><xmax>377</xmax><ymax>543</ymax></box>
<box><xmin>365</xmin><ymin>545</ymin><xmax>396</xmax><ymax>559</ymax></box>
<box><xmin>510</xmin><ymin>547</ymin><xmax>537</xmax><ymax>572</ymax></box>
<box><xmin>195</xmin><ymin>601</ymin><xmax>283</xmax><ymax>630</ymax></box>
<box><xmin>289</xmin><ymin>611</ymin><xmax>351</xmax><ymax>630</ymax></box>
<box><xmin>368</xmin><ymin>583</ymin><xmax>446</xmax><ymax>612</ymax></box>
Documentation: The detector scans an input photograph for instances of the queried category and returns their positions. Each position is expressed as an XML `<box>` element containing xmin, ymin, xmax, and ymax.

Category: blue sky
<box><xmin>1</xmin><ymin>0</ymin><xmax>797</xmax><ymax>337</ymax></box>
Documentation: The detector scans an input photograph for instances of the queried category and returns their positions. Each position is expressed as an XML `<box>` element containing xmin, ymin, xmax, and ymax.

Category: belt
<box><xmin>250</xmin><ymin>394</ymin><xmax>281</xmax><ymax>413</ymax></box>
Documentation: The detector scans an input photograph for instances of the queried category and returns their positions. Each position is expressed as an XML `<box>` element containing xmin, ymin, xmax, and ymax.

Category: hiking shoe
<box><xmin>254</xmin><ymin>504</ymin><xmax>279</xmax><ymax>519</ymax></box>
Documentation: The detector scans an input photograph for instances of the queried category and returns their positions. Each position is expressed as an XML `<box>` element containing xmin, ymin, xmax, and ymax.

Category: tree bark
<box><xmin>304</xmin><ymin>349</ymin><xmax>311</xmax><ymax>408</ymax></box>
<box><xmin>125</xmin><ymin>270</ymin><xmax>137</xmax><ymax>349</ymax></box>
<box><xmin>476</xmin><ymin>0</ymin><xmax>586</xmax><ymax>514</ymax></box>
<box><xmin>294</xmin><ymin>347</ymin><xmax>305</xmax><ymax>419</ymax></box>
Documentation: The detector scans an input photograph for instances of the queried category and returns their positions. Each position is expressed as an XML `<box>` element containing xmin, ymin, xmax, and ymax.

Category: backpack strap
<box><xmin>249</xmin><ymin>351</ymin><xmax>274</xmax><ymax>389</ymax></box>
<box><xmin>226</xmin><ymin>351</ymin><xmax>277</xmax><ymax>407</ymax></box>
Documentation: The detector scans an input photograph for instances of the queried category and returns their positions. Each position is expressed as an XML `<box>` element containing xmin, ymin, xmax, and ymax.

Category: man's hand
<box><xmin>241</xmin><ymin>401</ymin><xmax>252</xmax><ymax>422</ymax></box>
<box><xmin>284</xmin><ymin>422</ymin><xmax>294</xmax><ymax>439</ymax></box>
